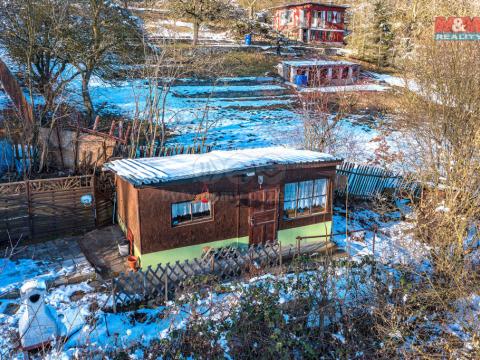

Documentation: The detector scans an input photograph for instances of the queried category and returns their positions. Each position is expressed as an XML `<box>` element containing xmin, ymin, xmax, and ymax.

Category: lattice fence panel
<box><xmin>112</xmin><ymin>242</ymin><xmax>282</xmax><ymax>308</ymax></box>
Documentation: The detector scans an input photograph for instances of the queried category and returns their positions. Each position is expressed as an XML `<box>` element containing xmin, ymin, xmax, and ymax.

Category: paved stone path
<box><xmin>12</xmin><ymin>237</ymin><xmax>95</xmax><ymax>283</ymax></box>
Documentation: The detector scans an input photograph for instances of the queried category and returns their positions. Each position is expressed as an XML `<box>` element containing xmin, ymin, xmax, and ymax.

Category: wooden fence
<box><xmin>335</xmin><ymin>162</ymin><xmax>420</xmax><ymax>199</ymax></box>
<box><xmin>0</xmin><ymin>174</ymin><xmax>113</xmax><ymax>246</ymax></box>
<box><xmin>112</xmin><ymin>241</ymin><xmax>330</xmax><ymax>308</ymax></box>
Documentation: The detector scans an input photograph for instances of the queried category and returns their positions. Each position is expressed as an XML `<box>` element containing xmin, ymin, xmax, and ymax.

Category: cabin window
<box><xmin>281</xmin><ymin>10</ymin><xmax>293</xmax><ymax>25</ymax></box>
<box><xmin>332</xmin><ymin>11</ymin><xmax>342</xmax><ymax>24</ymax></box>
<box><xmin>171</xmin><ymin>200</ymin><xmax>212</xmax><ymax>226</ymax></box>
<box><xmin>283</xmin><ymin>179</ymin><xmax>328</xmax><ymax>219</ymax></box>
<box><xmin>327</xmin><ymin>11</ymin><xmax>333</xmax><ymax>23</ymax></box>
<box><xmin>313</xmin><ymin>11</ymin><xmax>324</xmax><ymax>27</ymax></box>
<box><xmin>335</xmin><ymin>12</ymin><xmax>342</xmax><ymax>24</ymax></box>
<box><xmin>321</xmin><ymin>11</ymin><xmax>326</xmax><ymax>26</ymax></box>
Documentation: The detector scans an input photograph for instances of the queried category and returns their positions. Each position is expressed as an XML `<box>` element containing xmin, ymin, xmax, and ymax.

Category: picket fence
<box><xmin>335</xmin><ymin>162</ymin><xmax>420</xmax><ymax>199</ymax></box>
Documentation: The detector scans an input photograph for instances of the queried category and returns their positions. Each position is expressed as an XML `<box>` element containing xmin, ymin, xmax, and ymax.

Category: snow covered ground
<box><xmin>61</xmin><ymin>75</ymin><xmax>401</xmax><ymax>165</ymax></box>
<box><xmin>0</xmin><ymin>202</ymin><xmax>477</xmax><ymax>358</ymax></box>
<box><xmin>146</xmin><ymin>19</ymin><xmax>232</xmax><ymax>42</ymax></box>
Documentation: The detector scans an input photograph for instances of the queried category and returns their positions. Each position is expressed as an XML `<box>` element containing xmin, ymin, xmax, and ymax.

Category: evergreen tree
<box><xmin>372</xmin><ymin>0</ymin><xmax>394</xmax><ymax>67</ymax></box>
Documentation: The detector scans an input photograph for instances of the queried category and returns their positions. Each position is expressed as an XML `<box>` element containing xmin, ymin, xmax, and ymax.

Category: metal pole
<box><xmin>164</xmin><ymin>275</ymin><xmax>168</xmax><ymax>303</ymax></box>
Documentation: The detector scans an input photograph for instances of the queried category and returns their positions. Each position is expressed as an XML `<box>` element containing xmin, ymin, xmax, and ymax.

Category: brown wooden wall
<box><xmin>0</xmin><ymin>176</ymin><xmax>102</xmax><ymax>246</ymax></box>
<box><xmin>116</xmin><ymin>164</ymin><xmax>337</xmax><ymax>255</ymax></box>
<box><xmin>116</xmin><ymin>176</ymin><xmax>142</xmax><ymax>253</ymax></box>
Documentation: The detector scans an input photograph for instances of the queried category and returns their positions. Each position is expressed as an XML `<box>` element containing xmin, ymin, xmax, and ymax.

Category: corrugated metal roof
<box><xmin>281</xmin><ymin>59</ymin><xmax>357</xmax><ymax>67</ymax></box>
<box><xmin>104</xmin><ymin>147</ymin><xmax>342</xmax><ymax>186</ymax></box>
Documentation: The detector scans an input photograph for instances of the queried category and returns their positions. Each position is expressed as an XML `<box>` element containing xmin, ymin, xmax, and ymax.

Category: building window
<box><xmin>335</xmin><ymin>12</ymin><xmax>342</xmax><ymax>24</ymax></box>
<box><xmin>332</xmin><ymin>11</ymin><xmax>342</xmax><ymax>24</ymax></box>
<box><xmin>321</xmin><ymin>11</ymin><xmax>326</xmax><ymax>26</ymax></box>
<box><xmin>283</xmin><ymin>179</ymin><xmax>328</xmax><ymax>219</ymax></box>
<box><xmin>313</xmin><ymin>11</ymin><xmax>326</xmax><ymax>28</ymax></box>
<box><xmin>281</xmin><ymin>10</ymin><xmax>293</xmax><ymax>25</ymax></box>
<box><xmin>327</xmin><ymin>11</ymin><xmax>333</xmax><ymax>23</ymax></box>
<box><xmin>172</xmin><ymin>200</ymin><xmax>212</xmax><ymax>226</ymax></box>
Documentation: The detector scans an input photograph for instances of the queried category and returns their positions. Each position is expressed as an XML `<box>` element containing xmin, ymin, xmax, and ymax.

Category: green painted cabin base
<box><xmin>277</xmin><ymin>221</ymin><xmax>332</xmax><ymax>247</ymax></box>
<box><xmin>138</xmin><ymin>237</ymin><xmax>249</xmax><ymax>269</ymax></box>
<box><xmin>136</xmin><ymin>221</ymin><xmax>332</xmax><ymax>269</ymax></box>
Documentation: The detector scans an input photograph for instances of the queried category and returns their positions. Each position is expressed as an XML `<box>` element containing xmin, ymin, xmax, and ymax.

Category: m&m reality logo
<box><xmin>435</xmin><ymin>17</ymin><xmax>480</xmax><ymax>40</ymax></box>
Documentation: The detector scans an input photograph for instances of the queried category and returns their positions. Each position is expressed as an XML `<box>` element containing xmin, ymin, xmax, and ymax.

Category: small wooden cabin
<box><xmin>278</xmin><ymin>59</ymin><xmax>361</xmax><ymax>87</ymax></box>
<box><xmin>104</xmin><ymin>147</ymin><xmax>342</xmax><ymax>268</ymax></box>
<box><xmin>271</xmin><ymin>2</ymin><xmax>348</xmax><ymax>44</ymax></box>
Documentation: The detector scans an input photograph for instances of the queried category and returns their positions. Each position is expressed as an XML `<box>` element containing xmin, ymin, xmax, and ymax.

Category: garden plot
<box><xmin>81</xmin><ymin>77</ymin><xmax>399</xmax><ymax>163</ymax></box>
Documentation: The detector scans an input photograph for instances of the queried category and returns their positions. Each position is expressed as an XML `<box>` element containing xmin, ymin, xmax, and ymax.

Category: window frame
<box><xmin>280</xmin><ymin>10</ymin><xmax>293</xmax><ymax>25</ymax></box>
<box><xmin>336</xmin><ymin>12</ymin><xmax>342</xmax><ymax>24</ymax></box>
<box><xmin>283</xmin><ymin>178</ymin><xmax>330</xmax><ymax>220</ymax></box>
<box><xmin>171</xmin><ymin>199</ymin><xmax>213</xmax><ymax>227</ymax></box>
<box><xmin>327</xmin><ymin>11</ymin><xmax>333</xmax><ymax>23</ymax></box>
<box><xmin>320</xmin><ymin>11</ymin><xmax>326</xmax><ymax>27</ymax></box>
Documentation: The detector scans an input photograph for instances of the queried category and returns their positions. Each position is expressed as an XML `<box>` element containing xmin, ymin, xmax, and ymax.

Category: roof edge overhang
<box><xmin>268</xmin><ymin>2</ymin><xmax>349</xmax><ymax>11</ymax></box>
<box><xmin>107</xmin><ymin>159</ymin><xmax>344</xmax><ymax>189</ymax></box>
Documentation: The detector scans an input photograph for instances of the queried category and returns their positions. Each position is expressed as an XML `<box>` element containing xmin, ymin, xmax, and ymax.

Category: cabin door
<box><xmin>248</xmin><ymin>187</ymin><xmax>279</xmax><ymax>245</ymax></box>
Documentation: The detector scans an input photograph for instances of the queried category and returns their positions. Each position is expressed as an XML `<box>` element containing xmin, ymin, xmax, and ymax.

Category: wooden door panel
<box><xmin>264</xmin><ymin>222</ymin><xmax>276</xmax><ymax>242</ymax></box>
<box><xmin>249</xmin><ymin>187</ymin><xmax>279</xmax><ymax>245</ymax></box>
<box><xmin>251</xmin><ymin>225</ymin><xmax>264</xmax><ymax>245</ymax></box>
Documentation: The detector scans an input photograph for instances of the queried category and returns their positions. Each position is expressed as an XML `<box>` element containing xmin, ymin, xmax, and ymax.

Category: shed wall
<box><xmin>136</xmin><ymin>165</ymin><xmax>336</xmax><ymax>257</ymax></box>
<box><xmin>116</xmin><ymin>176</ymin><xmax>141</xmax><ymax>254</ymax></box>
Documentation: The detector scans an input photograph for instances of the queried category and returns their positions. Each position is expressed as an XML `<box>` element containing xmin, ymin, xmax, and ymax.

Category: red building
<box><xmin>272</xmin><ymin>2</ymin><xmax>348</xmax><ymax>44</ymax></box>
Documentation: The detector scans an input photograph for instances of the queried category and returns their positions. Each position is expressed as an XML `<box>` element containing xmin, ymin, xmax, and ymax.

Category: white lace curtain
<box><xmin>284</xmin><ymin>179</ymin><xmax>328</xmax><ymax>212</ymax></box>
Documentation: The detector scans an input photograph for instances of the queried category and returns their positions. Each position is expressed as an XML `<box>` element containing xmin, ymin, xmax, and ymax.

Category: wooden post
<box><xmin>111</xmin><ymin>280</ymin><xmax>117</xmax><ymax>314</ymax></box>
<box><xmin>118</xmin><ymin>120</ymin><xmax>124</xmax><ymax>139</ymax></box>
<box><xmin>55</xmin><ymin>125</ymin><xmax>65</xmax><ymax>169</ymax></box>
<box><xmin>210</xmin><ymin>254</ymin><xmax>215</xmax><ymax>273</ymax></box>
<box><xmin>346</xmin><ymin>177</ymin><xmax>350</xmax><ymax>259</ymax></box>
<box><xmin>164</xmin><ymin>275</ymin><xmax>168</xmax><ymax>303</ymax></box>
<box><xmin>372</xmin><ymin>226</ymin><xmax>377</xmax><ymax>256</ymax></box>
<box><xmin>278</xmin><ymin>242</ymin><xmax>283</xmax><ymax>273</ymax></box>
<box><xmin>296</xmin><ymin>236</ymin><xmax>301</xmax><ymax>257</ymax></box>
<box><xmin>92</xmin><ymin>115</ymin><xmax>100</xmax><ymax>130</ymax></box>
<box><xmin>25</xmin><ymin>180</ymin><xmax>33</xmax><ymax>239</ymax></box>
<box><xmin>109</xmin><ymin>120</ymin><xmax>116</xmax><ymax>136</ymax></box>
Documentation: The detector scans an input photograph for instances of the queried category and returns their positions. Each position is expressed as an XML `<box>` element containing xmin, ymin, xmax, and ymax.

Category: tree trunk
<box><xmin>192</xmin><ymin>19</ymin><xmax>200</xmax><ymax>46</ymax></box>
<box><xmin>81</xmin><ymin>71</ymin><xmax>95</xmax><ymax>125</ymax></box>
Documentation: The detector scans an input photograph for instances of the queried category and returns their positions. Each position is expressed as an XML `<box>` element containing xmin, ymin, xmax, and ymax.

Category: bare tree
<box><xmin>166</xmin><ymin>0</ymin><xmax>235</xmax><ymax>46</ymax></box>
<box><xmin>0</xmin><ymin>0</ymin><xmax>76</xmax><ymax>122</ymax></box>
<box><xmin>298</xmin><ymin>90</ymin><xmax>358</xmax><ymax>155</ymax></box>
<box><xmin>398</xmin><ymin>38</ymin><xmax>480</xmax><ymax>280</ymax></box>
<box><xmin>64</xmin><ymin>0</ymin><xmax>143</xmax><ymax>123</ymax></box>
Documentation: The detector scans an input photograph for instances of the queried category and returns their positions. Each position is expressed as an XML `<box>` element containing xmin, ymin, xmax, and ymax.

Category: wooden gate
<box><xmin>94</xmin><ymin>172</ymin><xmax>115</xmax><ymax>227</ymax></box>
<box><xmin>248</xmin><ymin>188</ymin><xmax>279</xmax><ymax>245</ymax></box>
<box><xmin>0</xmin><ymin>174</ymin><xmax>114</xmax><ymax>246</ymax></box>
